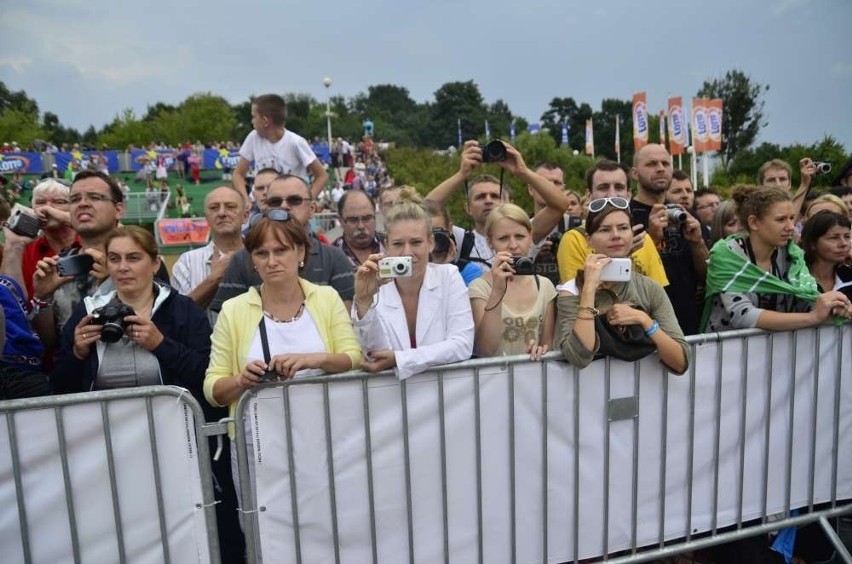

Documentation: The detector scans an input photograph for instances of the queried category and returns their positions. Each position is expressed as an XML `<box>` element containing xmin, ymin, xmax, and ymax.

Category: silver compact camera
<box><xmin>378</xmin><ymin>256</ymin><xmax>413</xmax><ymax>278</ymax></box>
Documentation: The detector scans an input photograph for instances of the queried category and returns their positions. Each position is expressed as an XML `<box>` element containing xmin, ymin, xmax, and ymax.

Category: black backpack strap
<box><xmin>456</xmin><ymin>230</ymin><xmax>476</xmax><ymax>269</ymax></box>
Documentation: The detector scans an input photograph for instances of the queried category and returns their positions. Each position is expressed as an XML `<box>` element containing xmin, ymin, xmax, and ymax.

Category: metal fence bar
<box><xmin>540</xmin><ymin>361</ymin><xmax>549</xmax><ymax>563</ymax></box>
<box><xmin>711</xmin><ymin>335</ymin><xmax>724</xmax><ymax>534</ymax></box>
<box><xmin>399</xmin><ymin>380</ymin><xmax>415</xmax><ymax>564</ymax></box>
<box><xmin>831</xmin><ymin>325</ymin><xmax>843</xmax><ymax>507</ymax></box>
<box><xmin>736</xmin><ymin>336</ymin><xmax>749</xmax><ymax>529</ymax></box>
<box><xmin>282</xmin><ymin>386</ymin><xmax>302</xmax><ymax>563</ymax></box>
<box><xmin>235</xmin><ymin>401</ymin><xmax>258</xmax><ymax>564</ymax></box>
<box><xmin>6</xmin><ymin>412</ymin><xmax>31</xmax><ymax>563</ymax></box>
<box><xmin>629</xmin><ymin>361</ymin><xmax>641</xmax><ymax>554</ymax></box>
<box><xmin>437</xmin><ymin>371</ymin><xmax>450</xmax><ymax>564</ymax></box>
<box><xmin>145</xmin><ymin>397</ymin><xmax>171</xmax><ymax>564</ymax></box>
<box><xmin>473</xmin><ymin>369</ymin><xmax>484</xmax><ymax>564</ymax></box>
<box><xmin>685</xmin><ymin>355</ymin><xmax>697</xmax><ymax>540</ymax></box>
<box><xmin>360</xmin><ymin>379</ymin><xmax>378</xmax><ymax>564</ymax></box>
<box><xmin>657</xmin><ymin>361</ymin><xmax>670</xmax><ymax>549</ymax></box>
<box><xmin>785</xmin><ymin>331</ymin><xmax>798</xmax><ymax>517</ymax></box>
<box><xmin>602</xmin><ymin>357</ymin><xmax>612</xmax><ymax>557</ymax></box>
<box><xmin>808</xmin><ymin>329</ymin><xmax>820</xmax><ymax>512</ymax></box>
<box><xmin>101</xmin><ymin>401</ymin><xmax>127</xmax><ymax>564</ymax></box>
<box><xmin>761</xmin><ymin>333</ymin><xmax>775</xmax><ymax>522</ymax></box>
<box><xmin>508</xmin><ymin>363</ymin><xmax>517</xmax><ymax>564</ymax></box>
<box><xmin>54</xmin><ymin>407</ymin><xmax>81</xmax><ymax>564</ymax></box>
<box><xmin>572</xmin><ymin>365</ymin><xmax>581</xmax><ymax>564</ymax></box>
<box><xmin>322</xmin><ymin>383</ymin><xmax>341</xmax><ymax>564</ymax></box>
<box><xmin>819</xmin><ymin>515</ymin><xmax>852</xmax><ymax>563</ymax></box>
<box><xmin>605</xmin><ymin>504</ymin><xmax>852</xmax><ymax>564</ymax></box>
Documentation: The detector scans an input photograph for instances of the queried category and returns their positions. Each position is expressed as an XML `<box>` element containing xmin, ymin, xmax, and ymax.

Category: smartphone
<box><xmin>599</xmin><ymin>258</ymin><xmax>632</xmax><ymax>282</ymax></box>
<box><xmin>57</xmin><ymin>254</ymin><xmax>95</xmax><ymax>277</ymax></box>
<box><xmin>631</xmin><ymin>208</ymin><xmax>650</xmax><ymax>231</ymax></box>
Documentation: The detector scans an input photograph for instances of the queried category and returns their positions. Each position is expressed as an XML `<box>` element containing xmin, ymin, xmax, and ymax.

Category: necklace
<box><xmin>263</xmin><ymin>302</ymin><xmax>305</xmax><ymax>323</ymax></box>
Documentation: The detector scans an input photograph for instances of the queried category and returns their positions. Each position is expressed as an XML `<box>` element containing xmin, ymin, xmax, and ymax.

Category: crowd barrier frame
<box><xmin>0</xmin><ymin>386</ymin><xmax>221</xmax><ymax>564</ymax></box>
<box><xmin>233</xmin><ymin>325</ymin><xmax>852</xmax><ymax>563</ymax></box>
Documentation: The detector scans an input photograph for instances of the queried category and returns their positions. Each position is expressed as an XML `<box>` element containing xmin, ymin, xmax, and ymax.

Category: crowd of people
<box><xmin>2</xmin><ymin>92</ymin><xmax>851</xmax><ymax>562</ymax></box>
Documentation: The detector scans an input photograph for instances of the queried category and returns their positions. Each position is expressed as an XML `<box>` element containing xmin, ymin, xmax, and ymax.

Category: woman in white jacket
<box><xmin>352</xmin><ymin>188</ymin><xmax>474</xmax><ymax>379</ymax></box>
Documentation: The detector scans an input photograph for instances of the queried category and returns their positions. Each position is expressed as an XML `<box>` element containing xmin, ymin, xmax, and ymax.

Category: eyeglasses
<box><xmin>69</xmin><ymin>192</ymin><xmax>117</xmax><ymax>204</ymax></box>
<box><xmin>342</xmin><ymin>214</ymin><xmax>375</xmax><ymax>226</ymax></box>
<box><xmin>33</xmin><ymin>198</ymin><xmax>71</xmax><ymax>206</ymax></box>
<box><xmin>266</xmin><ymin>195</ymin><xmax>311</xmax><ymax>208</ymax></box>
<box><xmin>249</xmin><ymin>208</ymin><xmax>292</xmax><ymax>228</ymax></box>
<box><xmin>695</xmin><ymin>201</ymin><xmax>721</xmax><ymax>211</ymax></box>
<box><xmin>588</xmin><ymin>197</ymin><xmax>629</xmax><ymax>213</ymax></box>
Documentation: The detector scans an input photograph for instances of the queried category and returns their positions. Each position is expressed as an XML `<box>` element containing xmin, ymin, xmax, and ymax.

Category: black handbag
<box><xmin>592</xmin><ymin>289</ymin><xmax>656</xmax><ymax>362</ymax></box>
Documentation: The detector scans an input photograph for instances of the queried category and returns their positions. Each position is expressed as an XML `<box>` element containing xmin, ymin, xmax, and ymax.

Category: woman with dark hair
<box><xmin>53</xmin><ymin>226</ymin><xmax>210</xmax><ymax>392</ymax></box>
<box><xmin>800</xmin><ymin>211</ymin><xmax>852</xmax><ymax>299</ymax></box>
<box><xmin>555</xmin><ymin>197</ymin><xmax>688</xmax><ymax>372</ymax></box>
<box><xmin>702</xmin><ymin>186</ymin><xmax>852</xmax><ymax>332</ymax></box>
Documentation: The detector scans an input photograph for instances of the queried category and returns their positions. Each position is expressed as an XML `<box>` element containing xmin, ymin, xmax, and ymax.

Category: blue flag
<box><xmin>485</xmin><ymin>120</ymin><xmax>491</xmax><ymax>140</ymax></box>
<box><xmin>457</xmin><ymin>118</ymin><xmax>462</xmax><ymax>148</ymax></box>
<box><xmin>510</xmin><ymin>120</ymin><xmax>516</xmax><ymax>141</ymax></box>
<box><xmin>561</xmin><ymin>122</ymin><xmax>569</xmax><ymax>145</ymax></box>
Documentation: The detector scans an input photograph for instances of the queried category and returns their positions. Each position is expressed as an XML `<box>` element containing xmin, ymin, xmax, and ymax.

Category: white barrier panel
<box><xmin>246</xmin><ymin>325</ymin><xmax>852</xmax><ymax>562</ymax></box>
<box><xmin>0</xmin><ymin>390</ymin><xmax>214</xmax><ymax>564</ymax></box>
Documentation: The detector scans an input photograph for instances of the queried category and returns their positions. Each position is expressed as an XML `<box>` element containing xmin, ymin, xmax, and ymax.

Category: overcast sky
<box><xmin>1</xmin><ymin>0</ymin><xmax>850</xmax><ymax>150</ymax></box>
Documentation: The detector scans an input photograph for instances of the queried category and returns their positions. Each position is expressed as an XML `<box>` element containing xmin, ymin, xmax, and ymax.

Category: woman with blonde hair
<box><xmin>352</xmin><ymin>188</ymin><xmax>473</xmax><ymax>378</ymax></box>
<box><xmin>469</xmin><ymin>203</ymin><xmax>556</xmax><ymax>360</ymax></box>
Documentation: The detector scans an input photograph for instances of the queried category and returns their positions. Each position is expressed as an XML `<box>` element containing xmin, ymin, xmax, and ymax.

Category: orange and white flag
<box><xmin>690</xmin><ymin>98</ymin><xmax>709</xmax><ymax>154</ymax></box>
<box><xmin>658</xmin><ymin>110</ymin><xmax>667</xmax><ymax>148</ymax></box>
<box><xmin>632</xmin><ymin>92</ymin><xmax>649</xmax><ymax>151</ymax></box>
<box><xmin>667</xmin><ymin>97</ymin><xmax>686</xmax><ymax>156</ymax></box>
<box><xmin>706</xmin><ymin>99</ymin><xmax>723</xmax><ymax>152</ymax></box>
<box><xmin>585</xmin><ymin>119</ymin><xmax>595</xmax><ymax>157</ymax></box>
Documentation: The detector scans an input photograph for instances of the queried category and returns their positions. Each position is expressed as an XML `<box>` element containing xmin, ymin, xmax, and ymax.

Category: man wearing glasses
<box><xmin>29</xmin><ymin>171</ymin><xmax>126</xmax><ymax>357</ymax></box>
<box><xmin>332</xmin><ymin>190</ymin><xmax>385</xmax><ymax>266</ymax></box>
<box><xmin>211</xmin><ymin>174</ymin><xmax>355</xmax><ymax>312</ymax></box>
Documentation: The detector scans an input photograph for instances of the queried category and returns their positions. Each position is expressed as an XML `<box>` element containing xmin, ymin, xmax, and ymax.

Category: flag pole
<box><xmin>615</xmin><ymin>115</ymin><xmax>621</xmax><ymax>163</ymax></box>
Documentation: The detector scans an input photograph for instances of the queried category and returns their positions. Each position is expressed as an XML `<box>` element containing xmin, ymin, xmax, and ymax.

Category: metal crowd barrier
<box><xmin>123</xmin><ymin>189</ymin><xmax>171</xmax><ymax>225</ymax></box>
<box><xmin>233</xmin><ymin>324</ymin><xmax>852</xmax><ymax>563</ymax></box>
<box><xmin>0</xmin><ymin>386</ymin><xmax>221</xmax><ymax>564</ymax></box>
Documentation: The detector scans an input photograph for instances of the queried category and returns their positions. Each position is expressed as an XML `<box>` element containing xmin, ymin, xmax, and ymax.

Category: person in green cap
<box><xmin>702</xmin><ymin>185</ymin><xmax>852</xmax><ymax>332</ymax></box>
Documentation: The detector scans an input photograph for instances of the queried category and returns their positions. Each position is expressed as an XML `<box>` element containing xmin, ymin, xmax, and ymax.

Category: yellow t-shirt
<box><xmin>556</xmin><ymin>229</ymin><xmax>669</xmax><ymax>286</ymax></box>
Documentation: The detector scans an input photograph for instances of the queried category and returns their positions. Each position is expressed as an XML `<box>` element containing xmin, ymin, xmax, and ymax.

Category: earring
<box><xmin>299</xmin><ymin>261</ymin><xmax>305</xmax><ymax>268</ymax></box>
<box><xmin>252</xmin><ymin>265</ymin><xmax>257</xmax><ymax>271</ymax></box>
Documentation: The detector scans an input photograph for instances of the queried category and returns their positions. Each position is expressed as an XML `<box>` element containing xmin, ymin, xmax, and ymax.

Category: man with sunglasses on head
<box><xmin>631</xmin><ymin>144</ymin><xmax>707</xmax><ymax>335</ymax></box>
<box><xmin>332</xmin><ymin>190</ymin><xmax>385</xmax><ymax>267</ymax></box>
<box><xmin>211</xmin><ymin>174</ymin><xmax>355</xmax><ymax>312</ymax></box>
<box><xmin>556</xmin><ymin>160</ymin><xmax>668</xmax><ymax>287</ymax></box>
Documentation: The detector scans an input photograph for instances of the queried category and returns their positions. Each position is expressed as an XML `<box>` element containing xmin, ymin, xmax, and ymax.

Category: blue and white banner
<box><xmin>53</xmin><ymin>151</ymin><xmax>120</xmax><ymax>174</ymax></box>
<box><xmin>561</xmin><ymin>122</ymin><xmax>569</xmax><ymax>146</ymax></box>
<box><xmin>528</xmin><ymin>123</ymin><xmax>540</xmax><ymax>135</ymax></box>
<box><xmin>0</xmin><ymin>152</ymin><xmax>44</xmax><ymax>174</ymax></box>
<box><xmin>202</xmin><ymin>148</ymin><xmax>241</xmax><ymax>171</ymax></box>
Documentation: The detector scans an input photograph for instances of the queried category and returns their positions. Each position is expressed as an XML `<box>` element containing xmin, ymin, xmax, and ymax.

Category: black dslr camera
<box><xmin>6</xmin><ymin>210</ymin><xmax>41</xmax><ymax>238</ymax></box>
<box><xmin>432</xmin><ymin>228</ymin><xmax>452</xmax><ymax>256</ymax></box>
<box><xmin>511</xmin><ymin>256</ymin><xmax>535</xmax><ymax>275</ymax></box>
<box><xmin>479</xmin><ymin>140</ymin><xmax>507</xmax><ymax>163</ymax></box>
<box><xmin>91</xmin><ymin>297</ymin><xmax>135</xmax><ymax>343</ymax></box>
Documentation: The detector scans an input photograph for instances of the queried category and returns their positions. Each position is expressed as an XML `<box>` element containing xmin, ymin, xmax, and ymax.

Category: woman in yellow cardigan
<box><xmin>203</xmin><ymin>213</ymin><xmax>361</xmax><ymax>432</ymax></box>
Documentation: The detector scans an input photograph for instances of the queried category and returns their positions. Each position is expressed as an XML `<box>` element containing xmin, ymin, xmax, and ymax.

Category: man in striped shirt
<box><xmin>171</xmin><ymin>185</ymin><xmax>248</xmax><ymax>326</ymax></box>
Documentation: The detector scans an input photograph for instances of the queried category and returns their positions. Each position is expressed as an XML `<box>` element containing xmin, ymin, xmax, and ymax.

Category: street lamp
<box><xmin>323</xmin><ymin>77</ymin><xmax>333</xmax><ymax>155</ymax></box>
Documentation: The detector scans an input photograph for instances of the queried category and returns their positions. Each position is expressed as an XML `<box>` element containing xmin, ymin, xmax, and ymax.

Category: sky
<box><xmin>1</xmin><ymin>0</ymin><xmax>850</xmax><ymax>151</ymax></box>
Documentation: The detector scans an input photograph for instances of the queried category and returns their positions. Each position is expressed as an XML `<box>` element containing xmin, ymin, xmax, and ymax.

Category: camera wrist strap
<box><xmin>258</xmin><ymin>317</ymin><xmax>272</xmax><ymax>366</ymax></box>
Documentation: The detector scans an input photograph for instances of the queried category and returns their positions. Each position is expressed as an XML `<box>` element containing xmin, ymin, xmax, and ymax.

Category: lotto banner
<box><xmin>584</xmin><ymin>119</ymin><xmax>594</xmax><ymax>156</ymax></box>
<box><xmin>706</xmin><ymin>99</ymin><xmax>723</xmax><ymax>152</ymax></box>
<box><xmin>0</xmin><ymin>152</ymin><xmax>43</xmax><ymax>174</ymax></box>
<box><xmin>667</xmin><ymin>97</ymin><xmax>687</xmax><ymax>156</ymax></box>
<box><xmin>632</xmin><ymin>92</ymin><xmax>649</xmax><ymax>150</ymax></box>
<box><xmin>156</xmin><ymin>218</ymin><xmax>210</xmax><ymax>246</ymax></box>
<box><xmin>129</xmin><ymin>149</ymin><xmax>179</xmax><ymax>171</ymax></box>
<box><xmin>54</xmin><ymin>151</ymin><xmax>119</xmax><ymax>173</ymax></box>
<box><xmin>690</xmin><ymin>98</ymin><xmax>710</xmax><ymax>154</ymax></box>
<box><xmin>203</xmin><ymin>148</ymin><xmax>241</xmax><ymax>170</ymax></box>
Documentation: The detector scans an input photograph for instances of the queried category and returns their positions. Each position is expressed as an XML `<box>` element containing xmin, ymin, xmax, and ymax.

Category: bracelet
<box><xmin>578</xmin><ymin>305</ymin><xmax>599</xmax><ymax>316</ymax></box>
<box><xmin>32</xmin><ymin>295</ymin><xmax>55</xmax><ymax>307</ymax></box>
<box><xmin>575</xmin><ymin>314</ymin><xmax>595</xmax><ymax>321</ymax></box>
<box><xmin>644</xmin><ymin>320</ymin><xmax>660</xmax><ymax>337</ymax></box>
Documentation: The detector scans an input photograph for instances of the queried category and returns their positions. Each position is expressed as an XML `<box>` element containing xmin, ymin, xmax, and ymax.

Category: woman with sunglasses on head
<box><xmin>352</xmin><ymin>188</ymin><xmax>474</xmax><ymax>378</ymax></box>
<box><xmin>555</xmin><ymin>197</ymin><xmax>689</xmax><ymax>372</ymax></box>
<box><xmin>469</xmin><ymin>204</ymin><xmax>556</xmax><ymax>361</ymax></box>
<box><xmin>800</xmin><ymin>211</ymin><xmax>852</xmax><ymax>299</ymax></box>
<box><xmin>204</xmin><ymin>212</ymin><xmax>361</xmax><ymax>415</ymax></box>
<box><xmin>53</xmin><ymin>226</ymin><xmax>210</xmax><ymax>393</ymax></box>
<box><xmin>702</xmin><ymin>186</ymin><xmax>852</xmax><ymax>332</ymax></box>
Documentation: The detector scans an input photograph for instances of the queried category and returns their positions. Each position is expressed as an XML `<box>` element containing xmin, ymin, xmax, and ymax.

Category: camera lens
<box><xmin>394</xmin><ymin>262</ymin><xmax>407</xmax><ymax>273</ymax></box>
<box><xmin>100</xmin><ymin>322</ymin><xmax>125</xmax><ymax>343</ymax></box>
<box><xmin>482</xmin><ymin>140</ymin><xmax>506</xmax><ymax>163</ymax></box>
<box><xmin>432</xmin><ymin>230</ymin><xmax>450</xmax><ymax>255</ymax></box>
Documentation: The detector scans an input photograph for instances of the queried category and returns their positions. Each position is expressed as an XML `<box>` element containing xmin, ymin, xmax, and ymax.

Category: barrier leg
<box><xmin>818</xmin><ymin>516</ymin><xmax>852</xmax><ymax>564</ymax></box>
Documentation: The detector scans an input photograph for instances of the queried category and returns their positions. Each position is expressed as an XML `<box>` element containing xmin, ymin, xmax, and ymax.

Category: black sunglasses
<box><xmin>266</xmin><ymin>195</ymin><xmax>312</xmax><ymax>208</ymax></box>
<box><xmin>249</xmin><ymin>208</ymin><xmax>292</xmax><ymax>229</ymax></box>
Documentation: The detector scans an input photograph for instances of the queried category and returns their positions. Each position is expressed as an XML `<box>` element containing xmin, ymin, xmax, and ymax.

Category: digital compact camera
<box><xmin>378</xmin><ymin>256</ymin><xmax>413</xmax><ymax>278</ymax></box>
<box><xmin>56</xmin><ymin>248</ymin><xmax>95</xmax><ymax>277</ymax></box>
<box><xmin>6</xmin><ymin>210</ymin><xmax>41</xmax><ymax>239</ymax></box>
<box><xmin>665</xmin><ymin>204</ymin><xmax>688</xmax><ymax>225</ymax></box>
<box><xmin>91</xmin><ymin>297</ymin><xmax>135</xmax><ymax>343</ymax></box>
<box><xmin>511</xmin><ymin>256</ymin><xmax>535</xmax><ymax>275</ymax></box>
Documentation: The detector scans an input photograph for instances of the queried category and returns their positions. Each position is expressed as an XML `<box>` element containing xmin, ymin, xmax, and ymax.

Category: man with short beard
<box><xmin>332</xmin><ymin>190</ymin><xmax>385</xmax><ymax>266</ymax></box>
<box><xmin>631</xmin><ymin>144</ymin><xmax>707</xmax><ymax>335</ymax></box>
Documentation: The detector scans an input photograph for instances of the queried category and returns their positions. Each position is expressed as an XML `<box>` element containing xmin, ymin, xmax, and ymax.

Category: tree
<box><xmin>0</xmin><ymin>108</ymin><xmax>44</xmax><ymax>147</ymax></box>
<box><xmin>0</xmin><ymin>82</ymin><xmax>39</xmax><ymax>116</ymax></box>
<box><xmin>697</xmin><ymin>69</ymin><xmax>769</xmax><ymax>167</ymax></box>
<box><xmin>592</xmin><ymin>98</ymin><xmax>633</xmax><ymax>163</ymax></box>
<box><xmin>429</xmin><ymin>80</ymin><xmax>487</xmax><ymax>148</ymax></box>
<box><xmin>539</xmin><ymin>97</ymin><xmax>592</xmax><ymax>152</ymax></box>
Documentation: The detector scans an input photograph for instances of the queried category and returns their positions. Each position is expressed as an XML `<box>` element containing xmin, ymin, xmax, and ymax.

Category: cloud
<box><xmin>772</xmin><ymin>0</ymin><xmax>806</xmax><ymax>15</ymax></box>
<box><xmin>831</xmin><ymin>62</ymin><xmax>852</xmax><ymax>79</ymax></box>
